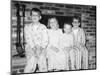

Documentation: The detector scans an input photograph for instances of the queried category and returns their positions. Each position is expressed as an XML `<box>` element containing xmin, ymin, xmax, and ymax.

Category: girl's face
<box><xmin>31</xmin><ymin>11</ymin><xmax>41</xmax><ymax>23</ymax></box>
<box><xmin>49</xmin><ymin>18</ymin><xmax>58</xmax><ymax>30</ymax></box>
<box><xmin>64</xmin><ymin>24</ymin><xmax>72</xmax><ymax>34</ymax></box>
<box><xmin>72</xmin><ymin>19</ymin><xmax>80</xmax><ymax>28</ymax></box>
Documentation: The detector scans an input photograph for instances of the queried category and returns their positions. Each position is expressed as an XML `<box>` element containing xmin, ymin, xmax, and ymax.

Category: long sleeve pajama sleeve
<box><xmin>80</xmin><ymin>29</ymin><xmax>86</xmax><ymax>45</ymax></box>
<box><xmin>24</xmin><ymin>26</ymin><xmax>35</xmax><ymax>49</ymax></box>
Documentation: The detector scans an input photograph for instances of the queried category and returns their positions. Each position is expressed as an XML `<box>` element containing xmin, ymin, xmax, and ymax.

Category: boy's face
<box><xmin>64</xmin><ymin>24</ymin><xmax>72</xmax><ymax>33</ymax></box>
<box><xmin>49</xmin><ymin>18</ymin><xmax>58</xmax><ymax>30</ymax></box>
<box><xmin>31</xmin><ymin>11</ymin><xmax>41</xmax><ymax>23</ymax></box>
<box><xmin>72</xmin><ymin>19</ymin><xmax>80</xmax><ymax>27</ymax></box>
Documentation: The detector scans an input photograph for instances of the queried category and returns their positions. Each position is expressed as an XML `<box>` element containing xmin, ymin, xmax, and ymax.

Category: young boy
<box><xmin>72</xmin><ymin>16</ymin><xmax>88</xmax><ymax>69</ymax></box>
<box><xmin>24</xmin><ymin>8</ymin><xmax>48</xmax><ymax>73</ymax></box>
<box><xmin>59</xmin><ymin>24</ymin><xmax>79</xmax><ymax>70</ymax></box>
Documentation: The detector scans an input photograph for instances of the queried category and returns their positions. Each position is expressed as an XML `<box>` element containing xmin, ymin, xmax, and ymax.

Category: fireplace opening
<box><xmin>40</xmin><ymin>15</ymin><xmax>73</xmax><ymax>28</ymax></box>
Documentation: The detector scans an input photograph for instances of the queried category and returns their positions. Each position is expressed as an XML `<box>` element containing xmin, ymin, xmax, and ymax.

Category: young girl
<box><xmin>59</xmin><ymin>24</ymin><xmax>80</xmax><ymax>70</ymax></box>
<box><xmin>72</xmin><ymin>16</ymin><xmax>88</xmax><ymax>69</ymax></box>
<box><xmin>46</xmin><ymin>17</ymin><xmax>66</xmax><ymax>71</ymax></box>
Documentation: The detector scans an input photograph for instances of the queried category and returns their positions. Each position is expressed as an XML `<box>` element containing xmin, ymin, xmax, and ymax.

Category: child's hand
<box><xmin>31</xmin><ymin>47</ymin><xmax>37</xmax><ymax>57</ymax></box>
<box><xmin>32</xmin><ymin>45</ymin><xmax>42</xmax><ymax>57</ymax></box>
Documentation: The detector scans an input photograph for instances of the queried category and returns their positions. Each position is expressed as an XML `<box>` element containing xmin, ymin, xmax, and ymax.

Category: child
<box><xmin>59</xmin><ymin>23</ymin><xmax>79</xmax><ymax>70</ymax></box>
<box><xmin>46</xmin><ymin>17</ymin><xmax>66</xmax><ymax>71</ymax></box>
<box><xmin>24</xmin><ymin>8</ymin><xmax>48</xmax><ymax>73</ymax></box>
<box><xmin>72</xmin><ymin>16</ymin><xmax>88</xmax><ymax>69</ymax></box>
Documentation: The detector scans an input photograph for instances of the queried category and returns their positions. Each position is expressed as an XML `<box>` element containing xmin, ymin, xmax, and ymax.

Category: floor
<box><xmin>11</xmin><ymin>51</ymin><xmax>96</xmax><ymax>75</ymax></box>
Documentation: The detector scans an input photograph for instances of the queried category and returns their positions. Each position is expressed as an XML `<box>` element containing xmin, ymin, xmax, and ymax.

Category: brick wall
<box><xmin>11</xmin><ymin>1</ymin><xmax>96</xmax><ymax>72</ymax></box>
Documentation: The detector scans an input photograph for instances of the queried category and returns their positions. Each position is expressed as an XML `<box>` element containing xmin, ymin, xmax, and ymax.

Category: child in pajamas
<box><xmin>72</xmin><ymin>16</ymin><xmax>88</xmax><ymax>69</ymax></box>
<box><xmin>46</xmin><ymin>17</ymin><xmax>66</xmax><ymax>71</ymax></box>
<box><xmin>59</xmin><ymin>24</ymin><xmax>80</xmax><ymax>70</ymax></box>
<box><xmin>24</xmin><ymin>8</ymin><xmax>48</xmax><ymax>73</ymax></box>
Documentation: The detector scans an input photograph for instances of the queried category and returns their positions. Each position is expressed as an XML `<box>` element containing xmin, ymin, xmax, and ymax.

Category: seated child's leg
<box><xmin>24</xmin><ymin>55</ymin><xmax>37</xmax><ymax>73</ymax></box>
<box><xmin>47</xmin><ymin>61</ymin><xmax>54</xmax><ymax>71</ymax></box>
<box><xmin>69</xmin><ymin>49</ymin><xmax>76</xmax><ymax>70</ymax></box>
<box><xmin>38</xmin><ymin>53</ymin><xmax>48</xmax><ymax>72</ymax></box>
<box><xmin>74</xmin><ymin>47</ymin><xmax>82</xmax><ymax>69</ymax></box>
<box><xmin>46</xmin><ymin>50</ymin><xmax>55</xmax><ymax>71</ymax></box>
<box><xmin>65</xmin><ymin>50</ymin><xmax>69</xmax><ymax>70</ymax></box>
<box><xmin>82</xmin><ymin>47</ymin><xmax>88</xmax><ymax>69</ymax></box>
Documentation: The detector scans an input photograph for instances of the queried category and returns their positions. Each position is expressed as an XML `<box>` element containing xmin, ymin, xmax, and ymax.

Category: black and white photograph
<box><xmin>11</xmin><ymin>0</ymin><xmax>96</xmax><ymax>75</ymax></box>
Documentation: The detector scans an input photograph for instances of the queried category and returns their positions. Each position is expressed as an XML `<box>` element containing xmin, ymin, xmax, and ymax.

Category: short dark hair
<box><xmin>72</xmin><ymin>16</ymin><xmax>81</xmax><ymax>23</ymax></box>
<box><xmin>30</xmin><ymin>8</ymin><xmax>41</xmax><ymax>16</ymax></box>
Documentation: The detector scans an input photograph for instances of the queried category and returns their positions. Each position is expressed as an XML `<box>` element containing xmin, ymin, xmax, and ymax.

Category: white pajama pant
<box><xmin>64</xmin><ymin>48</ymin><xmax>78</xmax><ymax>70</ymax></box>
<box><xmin>64</xmin><ymin>47</ymin><xmax>87</xmax><ymax>70</ymax></box>
<box><xmin>47</xmin><ymin>48</ymin><xmax>66</xmax><ymax>71</ymax></box>
<box><xmin>24</xmin><ymin>47</ymin><xmax>47</xmax><ymax>73</ymax></box>
<box><xmin>80</xmin><ymin>45</ymin><xmax>88</xmax><ymax>69</ymax></box>
<box><xmin>73</xmin><ymin>47</ymin><xmax>81</xmax><ymax>69</ymax></box>
<box><xmin>75</xmin><ymin>45</ymin><xmax>88</xmax><ymax>69</ymax></box>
